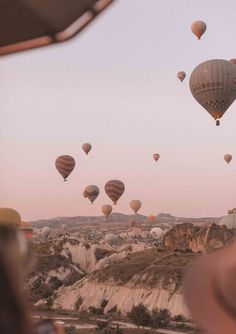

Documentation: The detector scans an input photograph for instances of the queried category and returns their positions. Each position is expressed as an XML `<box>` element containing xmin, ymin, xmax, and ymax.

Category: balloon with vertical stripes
<box><xmin>55</xmin><ymin>155</ymin><xmax>76</xmax><ymax>181</ymax></box>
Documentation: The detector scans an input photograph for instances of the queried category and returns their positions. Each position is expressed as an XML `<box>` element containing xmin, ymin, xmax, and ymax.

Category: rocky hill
<box><xmin>27</xmin><ymin>222</ymin><xmax>234</xmax><ymax>319</ymax></box>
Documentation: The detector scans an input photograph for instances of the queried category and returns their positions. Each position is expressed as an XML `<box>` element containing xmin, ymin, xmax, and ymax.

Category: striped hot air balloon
<box><xmin>83</xmin><ymin>185</ymin><xmax>100</xmax><ymax>204</ymax></box>
<box><xmin>82</xmin><ymin>143</ymin><xmax>92</xmax><ymax>155</ymax></box>
<box><xmin>55</xmin><ymin>155</ymin><xmax>75</xmax><ymax>181</ymax></box>
<box><xmin>104</xmin><ymin>180</ymin><xmax>125</xmax><ymax>205</ymax></box>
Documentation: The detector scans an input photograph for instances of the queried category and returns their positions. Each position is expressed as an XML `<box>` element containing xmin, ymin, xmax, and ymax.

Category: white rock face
<box><xmin>53</xmin><ymin>280</ymin><xmax>190</xmax><ymax>317</ymax></box>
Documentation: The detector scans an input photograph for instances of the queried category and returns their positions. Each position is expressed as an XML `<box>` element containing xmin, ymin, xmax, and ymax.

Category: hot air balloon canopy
<box><xmin>0</xmin><ymin>208</ymin><xmax>21</xmax><ymax>227</ymax></box>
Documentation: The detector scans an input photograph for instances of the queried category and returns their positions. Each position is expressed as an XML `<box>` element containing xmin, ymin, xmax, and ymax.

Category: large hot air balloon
<box><xmin>0</xmin><ymin>208</ymin><xmax>21</xmax><ymax>227</ymax></box>
<box><xmin>229</xmin><ymin>59</ymin><xmax>236</xmax><ymax>65</ymax></box>
<box><xmin>191</xmin><ymin>20</ymin><xmax>207</xmax><ymax>40</ymax></box>
<box><xmin>82</xmin><ymin>143</ymin><xmax>92</xmax><ymax>155</ymax></box>
<box><xmin>130</xmin><ymin>200</ymin><xmax>142</xmax><ymax>214</ymax></box>
<box><xmin>42</xmin><ymin>226</ymin><xmax>51</xmax><ymax>240</ymax></box>
<box><xmin>177</xmin><ymin>71</ymin><xmax>186</xmax><ymax>82</ymax></box>
<box><xmin>83</xmin><ymin>185</ymin><xmax>100</xmax><ymax>204</ymax></box>
<box><xmin>105</xmin><ymin>180</ymin><xmax>125</xmax><ymax>205</ymax></box>
<box><xmin>150</xmin><ymin>227</ymin><xmax>164</xmax><ymax>240</ymax></box>
<box><xmin>189</xmin><ymin>59</ymin><xmax>236</xmax><ymax>126</ymax></box>
<box><xmin>20</xmin><ymin>221</ymin><xmax>33</xmax><ymax>239</ymax></box>
<box><xmin>224</xmin><ymin>154</ymin><xmax>232</xmax><ymax>164</ymax></box>
<box><xmin>55</xmin><ymin>155</ymin><xmax>75</xmax><ymax>181</ymax></box>
<box><xmin>101</xmin><ymin>204</ymin><xmax>112</xmax><ymax>219</ymax></box>
<box><xmin>153</xmin><ymin>154</ymin><xmax>160</xmax><ymax>162</ymax></box>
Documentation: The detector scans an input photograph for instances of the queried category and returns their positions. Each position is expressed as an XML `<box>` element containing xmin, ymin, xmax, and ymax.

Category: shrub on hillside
<box><xmin>128</xmin><ymin>303</ymin><xmax>152</xmax><ymax>329</ymax></box>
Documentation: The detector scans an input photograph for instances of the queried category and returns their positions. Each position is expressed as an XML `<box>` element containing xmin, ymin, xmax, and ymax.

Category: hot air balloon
<box><xmin>55</xmin><ymin>155</ymin><xmax>75</xmax><ymax>181</ymax></box>
<box><xmin>101</xmin><ymin>204</ymin><xmax>112</xmax><ymax>219</ymax></box>
<box><xmin>0</xmin><ymin>208</ymin><xmax>21</xmax><ymax>227</ymax></box>
<box><xmin>20</xmin><ymin>221</ymin><xmax>33</xmax><ymax>239</ymax></box>
<box><xmin>191</xmin><ymin>20</ymin><xmax>207</xmax><ymax>40</ymax></box>
<box><xmin>148</xmin><ymin>215</ymin><xmax>156</xmax><ymax>222</ymax></box>
<box><xmin>177</xmin><ymin>71</ymin><xmax>186</xmax><ymax>82</ymax></box>
<box><xmin>189</xmin><ymin>59</ymin><xmax>236</xmax><ymax>126</ymax></box>
<box><xmin>83</xmin><ymin>185</ymin><xmax>100</xmax><ymax>204</ymax></box>
<box><xmin>224</xmin><ymin>154</ymin><xmax>232</xmax><ymax>164</ymax></box>
<box><xmin>42</xmin><ymin>226</ymin><xmax>50</xmax><ymax>240</ymax></box>
<box><xmin>153</xmin><ymin>154</ymin><xmax>160</xmax><ymax>162</ymax></box>
<box><xmin>105</xmin><ymin>180</ymin><xmax>125</xmax><ymax>205</ymax></box>
<box><xmin>130</xmin><ymin>200</ymin><xmax>142</xmax><ymax>214</ymax></box>
<box><xmin>150</xmin><ymin>227</ymin><xmax>164</xmax><ymax>240</ymax></box>
<box><xmin>82</xmin><ymin>143</ymin><xmax>92</xmax><ymax>155</ymax></box>
<box><xmin>104</xmin><ymin>233</ymin><xmax>119</xmax><ymax>245</ymax></box>
<box><xmin>229</xmin><ymin>59</ymin><xmax>236</xmax><ymax>65</ymax></box>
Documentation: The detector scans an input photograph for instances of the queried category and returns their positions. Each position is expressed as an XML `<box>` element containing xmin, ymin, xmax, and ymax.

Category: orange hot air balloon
<box><xmin>229</xmin><ymin>59</ymin><xmax>236</xmax><ymax>65</ymax></box>
<box><xmin>105</xmin><ymin>180</ymin><xmax>125</xmax><ymax>205</ymax></box>
<box><xmin>153</xmin><ymin>154</ymin><xmax>160</xmax><ymax>162</ymax></box>
<box><xmin>82</xmin><ymin>143</ymin><xmax>92</xmax><ymax>155</ymax></box>
<box><xmin>224</xmin><ymin>154</ymin><xmax>232</xmax><ymax>164</ymax></box>
<box><xmin>148</xmin><ymin>215</ymin><xmax>156</xmax><ymax>222</ymax></box>
<box><xmin>20</xmin><ymin>221</ymin><xmax>33</xmax><ymax>239</ymax></box>
<box><xmin>191</xmin><ymin>20</ymin><xmax>207</xmax><ymax>40</ymax></box>
<box><xmin>55</xmin><ymin>155</ymin><xmax>75</xmax><ymax>181</ymax></box>
<box><xmin>177</xmin><ymin>71</ymin><xmax>186</xmax><ymax>82</ymax></box>
<box><xmin>0</xmin><ymin>208</ymin><xmax>21</xmax><ymax>227</ymax></box>
<box><xmin>83</xmin><ymin>185</ymin><xmax>100</xmax><ymax>204</ymax></box>
<box><xmin>130</xmin><ymin>200</ymin><xmax>142</xmax><ymax>214</ymax></box>
<box><xmin>101</xmin><ymin>204</ymin><xmax>112</xmax><ymax>219</ymax></box>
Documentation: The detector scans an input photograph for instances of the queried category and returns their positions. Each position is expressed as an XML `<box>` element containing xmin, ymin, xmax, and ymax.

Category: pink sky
<box><xmin>1</xmin><ymin>0</ymin><xmax>236</xmax><ymax>220</ymax></box>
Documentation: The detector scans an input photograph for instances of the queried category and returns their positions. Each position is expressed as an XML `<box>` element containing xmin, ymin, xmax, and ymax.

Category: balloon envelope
<box><xmin>105</xmin><ymin>180</ymin><xmax>125</xmax><ymax>205</ymax></box>
<box><xmin>224</xmin><ymin>154</ymin><xmax>232</xmax><ymax>164</ymax></box>
<box><xmin>83</xmin><ymin>185</ymin><xmax>100</xmax><ymax>204</ymax></box>
<box><xmin>189</xmin><ymin>59</ymin><xmax>236</xmax><ymax>123</ymax></box>
<box><xmin>150</xmin><ymin>227</ymin><xmax>164</xmax><ymax>240</ymax></box>
<box><xmin>101</xmin><ymin>204</ymin><xmax>112</xmax><ymax>218</ymax></box>
<box><xmin>153</xmin><ymin>154</ymin><xmax>160</xmax><ymax>162</ymax></box>
<box><xmin>177</xmin><ymin>71</ymin><xmax>186</xmax><ymax>82</ymax></box>
<box><xmin>0</xmin><ymin>208</ymin><xmax>21</xmax><ymax>227</ymax></box>
<box><xmin>55</xmin><ymin>155</ymin><xmax>75</xmax><ymax>181</ymax></box>
<box><xmin>191</xmin><ymin>20</ymin><xmax>207</xmax><ymax>40</ymax></box>
<box><xmin>130</xmin><ymin>200</ymin><xmax>142</xmax><ymax>213</ymax></box>
<box><xmin>82</xmin><ymin>143</ymin><xmax>92</xmax><ymax>155</ymax></box>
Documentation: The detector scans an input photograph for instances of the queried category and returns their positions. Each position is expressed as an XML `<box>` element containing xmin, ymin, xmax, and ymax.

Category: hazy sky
<box><xmin>1</xmin><ymin>0</ymin><xmax>236</xmax><ymax>221</ymax></box>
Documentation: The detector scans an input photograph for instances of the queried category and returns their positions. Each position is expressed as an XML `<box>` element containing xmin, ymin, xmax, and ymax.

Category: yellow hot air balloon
<box><xmin>153</xmin><ymin>154</ymin><xmax>160</xmax><ymax>162</ymax></box>
<box><xmin>101</xmin><ymin>204</ymin><xmax>112</xmax><ymax>219</ymax></box>
<box><xmin>83</xmin><ymin>185</ymin><xmax>100</xmax><ymax>204</ymax></box>
<box><xmin>82</xmin><ymin>143</ymin><xmax>92</xmax><ymax>155</ymax></box>
<box><xmin>189</xmin><ymin>59</ymin><xmax>236</xmax><ymax>126</ymax></box>
<box><xmin>177</xmin><ymin>71</ymin><xmax>186</xmax><ymax>82</ymax></box>
<box><xmin>105</xmin><ymin>180</ymin><xmax>125</xmax><ymax>205</ymax></box>
<box><xmin>55</xmin><ymin>155</ymin><xmax>75</xmax><ymax>181</ymax></box>
<box><xmin>0</xmin><ymin>208</ymin><xmax>21</xmax><ymax>227</ymax></box>
<box><xmin>191</xmin><ymin>20</ymin><xmax>207</xmax><ymax>40</ymax></box>
<box><xmin>224</xmin><ymin>154</ymin><xmax>232</xmax><ymax>164</ymax></box>
<box><xmin>130</xmin><ymin>200</ymin><xmax>142</xmax><ymax>214</ymax></box>
<box><xmin>229</xmin><ymin>59</ymin><xmax>236</xmax><ymax>65</ymax></box>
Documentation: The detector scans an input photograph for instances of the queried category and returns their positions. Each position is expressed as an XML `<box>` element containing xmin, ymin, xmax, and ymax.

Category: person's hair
<box><xmin>0</xmin><ymin>224</ymin><xmax>33</xmax><ymax>334</ymax></box>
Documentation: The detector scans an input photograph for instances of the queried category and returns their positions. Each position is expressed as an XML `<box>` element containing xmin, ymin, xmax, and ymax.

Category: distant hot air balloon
<box><xmin>20</xmin><ymin>221</ymin><xmax>33</xmax><ymax>239</ymax></box>
<box><xmin>191</xmin><ymin>20</ymin><xmax>207</xmax><ymax>40</ymax></box>
<box><xmin>101</xmin><ymin>204</ymin><xmax>112</xmax><ymax>219</ymax></box>
<box><xmin>42</xmin><ymin>226</ymin><xmax>50</xmax><ymax>239</ymax></box>
<box><xmin>153</xmin><ymin>154</ymin><xmax>160</xmax><ymax>162</ymax></box>
<box><xmin>55</xmin><ymin>155</ymin><xmax>75</xmax><ymax>181</ymax></box>
<box><xmin>129</xmin><ymin>220</ymin><xmax>137</xmax><ymax>228</ymax></box>
<box><xmin>224</xmin><ymin>154</ymin><xmax>232</xmax><ymax>164</ymax></box>
<box><xmin>177</xmin><ymin>71</ymin><xmax>186</xmax><ymax>82</ymax></box>
<box><xmin>105</xmin><ymin>180</ymin><xmax>125</xmax><ymax>205</ymax></box>
<box><xmin>229</xmin><ymin>59</ymin><xmax>236</xmax><ymax>65</ymax></box>
<box><xmin>0</xmin><ymin>208</ymin><xmax>21</xmax><ymax>227</ymax></box>
<box><xmin>148</xmin><ymin>215</ymin><xmax>156</xmax><ymax>222</ymax></box>
<box><xmin>189</xmin><ymin>59</ymin><xmax>236</xmax><ymax>126</ymax></box>
<box><xmin>83</xmin><ymin>185</ymin><xmax>100</xmax><ymax>204</ymax></box>
<box><xmin>82</xmin><ymin>143</ymin><xmax>92</xmax><ymax>155</ymax></box>
<box><xmin>130</xmin><ymin>200</ymin><xmax>142</xmax><ymax>214</ymax></box>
